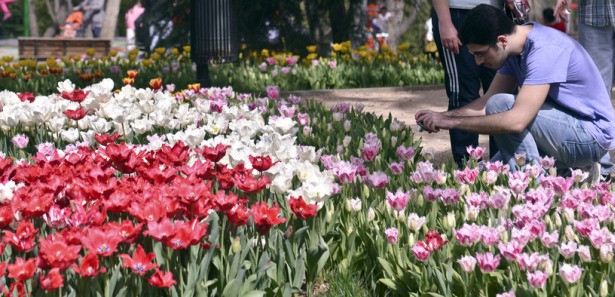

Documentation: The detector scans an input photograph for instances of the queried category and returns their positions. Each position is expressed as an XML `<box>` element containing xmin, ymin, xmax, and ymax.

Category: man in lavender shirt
<box><xmin>415</xmin><ymin>4</ymin><xmax>615</xmax><ymax>178</ymax></box>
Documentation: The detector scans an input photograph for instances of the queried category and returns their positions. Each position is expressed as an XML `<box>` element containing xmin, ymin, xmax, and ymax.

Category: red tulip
<box><xmin>148</xmin><ymin>269</ymin><xmax>176</xmax><ymax>288</ymax></box>
<box><xmin>94</xmin><ymin>132</ymin><xmax>121</xmax><ymax>146</ymax></box>
<box><xmin>251</xmin><ymin>202</ymin><xmax>287</xmax><ymax>235</ymax></box>
<box><xmin>200</xmin><ymin>144</ymin><xmax>230</xmax><ymax>162</ymax></box>
<box><xmin>61</xmin><ymin>90</ymin><xmax>90</xmax><ymax>103</ymax></box>
<box><xmin>40</xmin><ymin>268</ymin><xmax>64</xmax><ymax>291</ymax></box>
<box><xmin>7</xmin><ymin>257</ymin><xmax>36</xmax><ymax>282</ymax></box>
<box><xmin>3</xmin><ymin>221</ymin><xmax>38</xmax><ymax>252</ymax></box>
<box><xmin>63</xmin><ymin>106</ymin><xmax>87</xmax><ymax>120</ymax></box>
<box><xmin>249</xmin><ymin>155</ymin><xmax>276</xmax><ymax>172</ymax></box>
<box><xmin>72</xmin><ymin>252</ymin><xmax>106</xmax><ymax>278</ymax></box>
<box><xmin>288</xmin><ymin>196</ymin><xmax>318</xmax><ymax>219</ymax></box>
<box><xmin>17</xmin><ymin>92</ymin><xmax>35</xmax><ymax>102</ymax></box>
<box><xmin>119</xmin><ymin>244</ymin><xmax>159</xmax><ymax>275</ymax></box>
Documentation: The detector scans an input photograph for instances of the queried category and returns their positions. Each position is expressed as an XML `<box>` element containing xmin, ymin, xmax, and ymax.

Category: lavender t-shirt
<box><xmin>498</xmin><ymin>22</ymin><xmax>615</xmax><ymax>150</ymax></box>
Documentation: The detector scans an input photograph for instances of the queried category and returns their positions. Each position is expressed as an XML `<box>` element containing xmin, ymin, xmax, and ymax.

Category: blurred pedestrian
<box><xmin>543</xmin><ymin>8</ymin><xmax>566</xmax><ymax>33</ymax></box>
<box><xmin>0</xmin><ymin>0</ymin><xmax>16</xmax><ymax>21</ymax></box>
<box><xmin>125</xmin><ymin>0</ymin><xmax>144</xmax><ymax>50</ymax></box>
<box><xmin>74</xmin><ymin>0</ymin><xmax>105</xmax><ymax>38</ymax></box>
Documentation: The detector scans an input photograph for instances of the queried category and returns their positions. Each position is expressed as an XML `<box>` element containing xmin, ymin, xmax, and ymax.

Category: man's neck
<box><xmin>508</xmin><ymin>24</ymin><xmax>533</xmax><ymax>56</ymax></box>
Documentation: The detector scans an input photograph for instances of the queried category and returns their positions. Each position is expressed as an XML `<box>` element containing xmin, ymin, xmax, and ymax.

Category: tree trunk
<box><xmin>27</xmin><ymin>0</ymin><xmax>38</xmax><ymax>36</ymax></box>
<box><xmin>385</xmin><ymin>0</ymin><xmax>427</xmax><ymax>50</ymax></box>
<box><xmin>101</xmin><ymin>0</ymin><xmax>121</xmax><ymax>39</ymax></box>
<box><xmin>328</xmin><ymin>0</ymin><xmax>349</xmax><ymax>43</ymax></box>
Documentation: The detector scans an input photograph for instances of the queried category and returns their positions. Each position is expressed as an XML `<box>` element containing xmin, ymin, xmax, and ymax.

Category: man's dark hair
<box><xmin>459</xmin><ymin>4</ymin><xmax>516</xmax><ymax>46</ymax></box>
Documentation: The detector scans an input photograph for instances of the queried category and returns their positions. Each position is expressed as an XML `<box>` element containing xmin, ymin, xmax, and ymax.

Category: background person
<box><xmin>431</xmin><ymin>0</ymin><xmax>500</xmax><ymax>167</ymax></box>
<box><xmin>125</xmin><ymin>0</ymin><xmax>144</xmax><ymax>51</ymax></box>
<box><xmin>74</xmin><ymin>0</ymin><xmax>105</xmax><ymax>38</ymax></box>
<box><xmin>542</xmin><ymin>8</ymin><xmax>566</xmax><ymax>33</ymax></box>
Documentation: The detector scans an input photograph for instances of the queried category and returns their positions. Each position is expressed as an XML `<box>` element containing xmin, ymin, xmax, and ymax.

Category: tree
<box><xmin>101</xmin><ymin>0</ymin><xmax>121</xmax><ymax>38</ymax></box>
<box><xmin>384</xmin><ymin>0</ymin><xmax>428</xmax><ymax>50</ymax></box>
<box><xmin>41</xmin><ymin>0</ymin><xmax>72</xmax><ymax>36</ymax></box>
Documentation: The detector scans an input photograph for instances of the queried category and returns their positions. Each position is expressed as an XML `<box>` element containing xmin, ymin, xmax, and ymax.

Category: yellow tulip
<box><xmin>306</xmin><ymin>45</ymin><xmax>317</xmax><ymax>53</ymax></box>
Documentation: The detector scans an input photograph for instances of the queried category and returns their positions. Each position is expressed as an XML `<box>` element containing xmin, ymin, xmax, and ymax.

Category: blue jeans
<box><xmin>486</xmin><ymin>94</ymin><xmax>606</xmax><ymax>172</ymax></box>
<box><xmin>578</xmin><ymin>22</ymin><xmax>615</xmax><ymax>176</ymax></box>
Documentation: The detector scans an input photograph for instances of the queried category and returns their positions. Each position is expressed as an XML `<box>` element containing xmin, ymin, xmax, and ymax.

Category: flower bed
<box><xmin>0</xmin><ymin>43</ymin><xmax>443</xmax><ymax>95</ymax></box>
<box><xmin>0</xmin><ymin>81</ymin><xmax>612</xmax><ymax>296</ymax></box>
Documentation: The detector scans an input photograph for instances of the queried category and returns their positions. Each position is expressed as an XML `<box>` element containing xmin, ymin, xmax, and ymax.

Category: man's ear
<box><xmin>497</xmin><ymin>35</ymin><xmax>508</xmax><ymax>48</ymax></box>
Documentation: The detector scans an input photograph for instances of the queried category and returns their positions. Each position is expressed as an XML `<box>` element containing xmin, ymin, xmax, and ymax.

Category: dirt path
<box><xmin>286</xmin><ymin>86</ymin><xmax>490</xmax><ymax>165</ymax></box>
<box><xmin>290</xmin><ymin>86</ymin><xmax>615</xmax><ymax>169</ymax></box>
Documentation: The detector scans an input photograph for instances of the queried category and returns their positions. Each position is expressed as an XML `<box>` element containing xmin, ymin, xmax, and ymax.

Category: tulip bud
<box><xmin>343</xmin><ymin>136</ymin><xmax>352</xmax><ymax>147</ymax></box>
<box><xmin>545</xmin><ymin>216</ymin><xmax>553</xmax><ymax>231</ymax></box>
<box><xmin>284</xmin><ymin>225</ymin><xmax>293</xmax><ymax>240</ymax></box>
<box><xmin>600</xmin><ymin>245</ymin><xmax>613</xmax><ymax>263</ymax></box>
<box><xmin>499</xmin><ymin>228</ymin><xmax>509</xmax><ymax>244</ymax></box>
<box><xmin>549</xmin><ymin>167</ymin><xmax>557</xmax><ymax>176</ymax></box>
<box><xmin>443</xmin><ymin>212</ymin><xmax>456</xmax><ymax>230</ymax></box>
<box><xmin>600</xmin><ymin>280</ymin><xmax>608</xmax><ymax>297</ymax></box>
<box><xmin>407</xmin><ymin>232</ymin><xmax>416</xmax><ymax>247</ymax></box>
<box><xmin>232</xmin><ymin>236</ymin><xmax>241</xmax><ymax>254</ymax></box>
<box><xmin>416</xmin><ymin>194</ymin><xmax>424</xmax><ymax>207</ymax></box>
<box><xmin>396</xmin><ymin>210</ymin><xmax>406</xmax><ymax>222</ymax></box>
<box><xmin>540</xmin><ymin>258</ymin><xmax>553</xmax><ymax>276</ymax></box>
<box><xmin>565</xmin><ymin>225</ymin><xmax>577</xmax><ymax>242</ymax></box>
<box><xmin>326</xmin><ymin>204</ymin><xmax>334</xmax><ymax>223</ymax></box>
<box><xmin>391</xmin><ymin>136</ymin><xmax>397</xmax><ymax>147</ymax></box>
<box><xmin>367</xmin><ymin>207</ymin><xmax>376</xmax><ymax>221</ymax></box>
<box><xmin>554</xmin><ymin>212</ymin><xmax>562</xmax><ymax>228</ymax></box>
<box><xmin>562</xmin><ymin>208</ymin><xmax>575</xmax><ymax>225</ymax></box>
<box><xmin>347</xmin><ymin>225</ymin><xmax>354</xmax><ymax>236</ymax></box>
<box><xmin>362</xmin><ymin>184</ymin><xmax>370</xmax><ymax>198</ymax></box>
<box><xmin>464</xmin><ymin>205</ymin><xmax>479</xmax><ymax>222</ymax></box>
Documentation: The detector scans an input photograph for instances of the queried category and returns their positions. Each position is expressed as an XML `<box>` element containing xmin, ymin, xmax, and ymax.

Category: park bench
<box><xmin>17</xmin><ymin>37</ymin><xmax>111</xmax><ymax>60</ymax></box>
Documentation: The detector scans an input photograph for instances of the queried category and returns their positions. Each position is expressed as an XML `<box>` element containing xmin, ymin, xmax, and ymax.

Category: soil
<box><xmin>286</xmin><ymin>86</ymin><xmax>489</xmax><ymax>165</ymax></box>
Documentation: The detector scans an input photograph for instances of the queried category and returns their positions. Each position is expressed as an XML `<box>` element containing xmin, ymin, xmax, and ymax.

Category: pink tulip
<box><xmin>476</xmin><ymin>252</ymin><xmax>501</xmax><ymax>273</ymax></box>
<box><xmin>412</xmin><ymin>241</ymin><xmax>431</xmax><ymax>262</ymax></box>
<box><xmin>527</xmin><ymin>270</ymin><xmax>548</xmax><ymax>288</ymax></box>
<box><xmin>559</xmin><ymin>263</ymin><xmax>583</xmax><ymax>284</ymax></box>
<box><xmin>11</xmin><ymin>134</ymin><xmax>29</xmax><ymax>149</ymax></box>
<box><xmin>386</xmin><ymin>188</ymin><xmax>409</xmax><ymax>211</ymax></box>
<box><xmin>385</xmin><ymin>228</ymin><xmax>398</xmax><ymax>244</ymax></box>
<box><xmin>559</xmin><ymin>241</ymin><xmax>577</xmax><ymax>259</ymax></box>
<box><xmin>457</xmin><ymin>255</ymin><xmax>477</xmax><ymax>272</ymax></box>
<box><xmin>466</xmin><ymin>145</ymin><xmax>485</xmax><ymax>160</ymax></box>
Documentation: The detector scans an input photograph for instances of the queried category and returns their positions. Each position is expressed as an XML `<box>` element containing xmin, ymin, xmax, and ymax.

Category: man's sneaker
<box><xmin>601</xmin><ymin>174</ymin><xmax>612</xmax><ymax>184</ymax></box>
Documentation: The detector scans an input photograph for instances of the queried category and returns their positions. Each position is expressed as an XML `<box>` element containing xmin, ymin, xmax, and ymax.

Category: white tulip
<box><xmin>57</xmin><ymin>79</ymin><xmax>75</xmax><ymax>93</ymax></box>
<box><xmin>61</xmin><ymin>128</ymin><xmax>81</xmax><ymax>143</ymax></box>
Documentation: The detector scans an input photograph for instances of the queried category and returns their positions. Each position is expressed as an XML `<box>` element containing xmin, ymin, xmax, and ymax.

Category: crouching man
<box><xmin>415</xmin><ymin>4</ymin><xmax>615</xmax><ymax>176</ymax></box>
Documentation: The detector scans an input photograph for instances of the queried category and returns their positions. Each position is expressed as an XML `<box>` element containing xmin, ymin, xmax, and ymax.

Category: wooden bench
<box><xmin>18</xmin><ymin>38</ymin><xmax>112</xmax><ymax>60</ymax></box>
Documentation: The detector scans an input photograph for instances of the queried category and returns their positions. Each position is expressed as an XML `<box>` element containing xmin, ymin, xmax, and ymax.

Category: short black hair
<box><xmin>459</xmin><ymin>4</ymin><xmax>516</xmax><ymax>46</ymax></box>
<box><xmin>543</xmin><ymin>8</ymin><xmax>555</xmax><ymax>23</ymax></box>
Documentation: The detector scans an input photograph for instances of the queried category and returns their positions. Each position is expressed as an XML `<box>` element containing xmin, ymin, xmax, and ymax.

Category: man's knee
<box><xmin>485</xmin><ymin>93</ymin><xmax>515</xmax><ymax>115</ymax></box>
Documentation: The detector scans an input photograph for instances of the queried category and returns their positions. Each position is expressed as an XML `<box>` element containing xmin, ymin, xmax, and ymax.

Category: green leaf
<box><xmin>240</xmin><ymin>291</ymin><xmax>265</xmax><ymax>297</ymax></box>
<box><xmin>378</xmin><ymin>257</ymin><xmax>394</xmax><ymax>277</ymax></box>
<box><xmin>379</xmin><ymin>278</ymin><xmax>398</xmax><ymax>290</ymax></box>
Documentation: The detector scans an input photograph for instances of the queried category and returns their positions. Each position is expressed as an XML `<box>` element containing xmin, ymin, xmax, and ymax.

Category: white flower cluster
<box><xmin>0</xmin><ymin>79</ymin><xmax>335</xmax><ymax>208</ymax></box>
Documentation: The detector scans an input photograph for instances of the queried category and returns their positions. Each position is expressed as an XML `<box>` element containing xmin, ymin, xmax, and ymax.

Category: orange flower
<box><xmin>122</xmin><ymin>77</ymin><xmax>134</xmax><ymax>86</ymax></box>
<box><xmin>149</xmin><ymin>78</ymin><xmax>162</xmax><ymax>90</ymax></box>
<box><xmin>126</xmin><ymin>70</ymin><xmax>138</xmax><ymax>78</ymax></box>
<box><xmin>188</xmin><ymin>83</ymin><xmax>200</xmax><ymax>92</ymax></box>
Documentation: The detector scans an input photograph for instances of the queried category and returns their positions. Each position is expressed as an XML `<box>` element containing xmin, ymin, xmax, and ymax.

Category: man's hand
<box><xmin>554</xmin><ymin>0</ymin><xmax>570</xmax><ymax>23</ymax></box>
<box><xmin>415</xmin><ymin>110</ymin><xmax>450</xmax><ymax>133</ymax></box>
<box><xmin>438</xmin><ymin>21</ymin><xmax>462</xmax><ymax>54</ymax></box>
